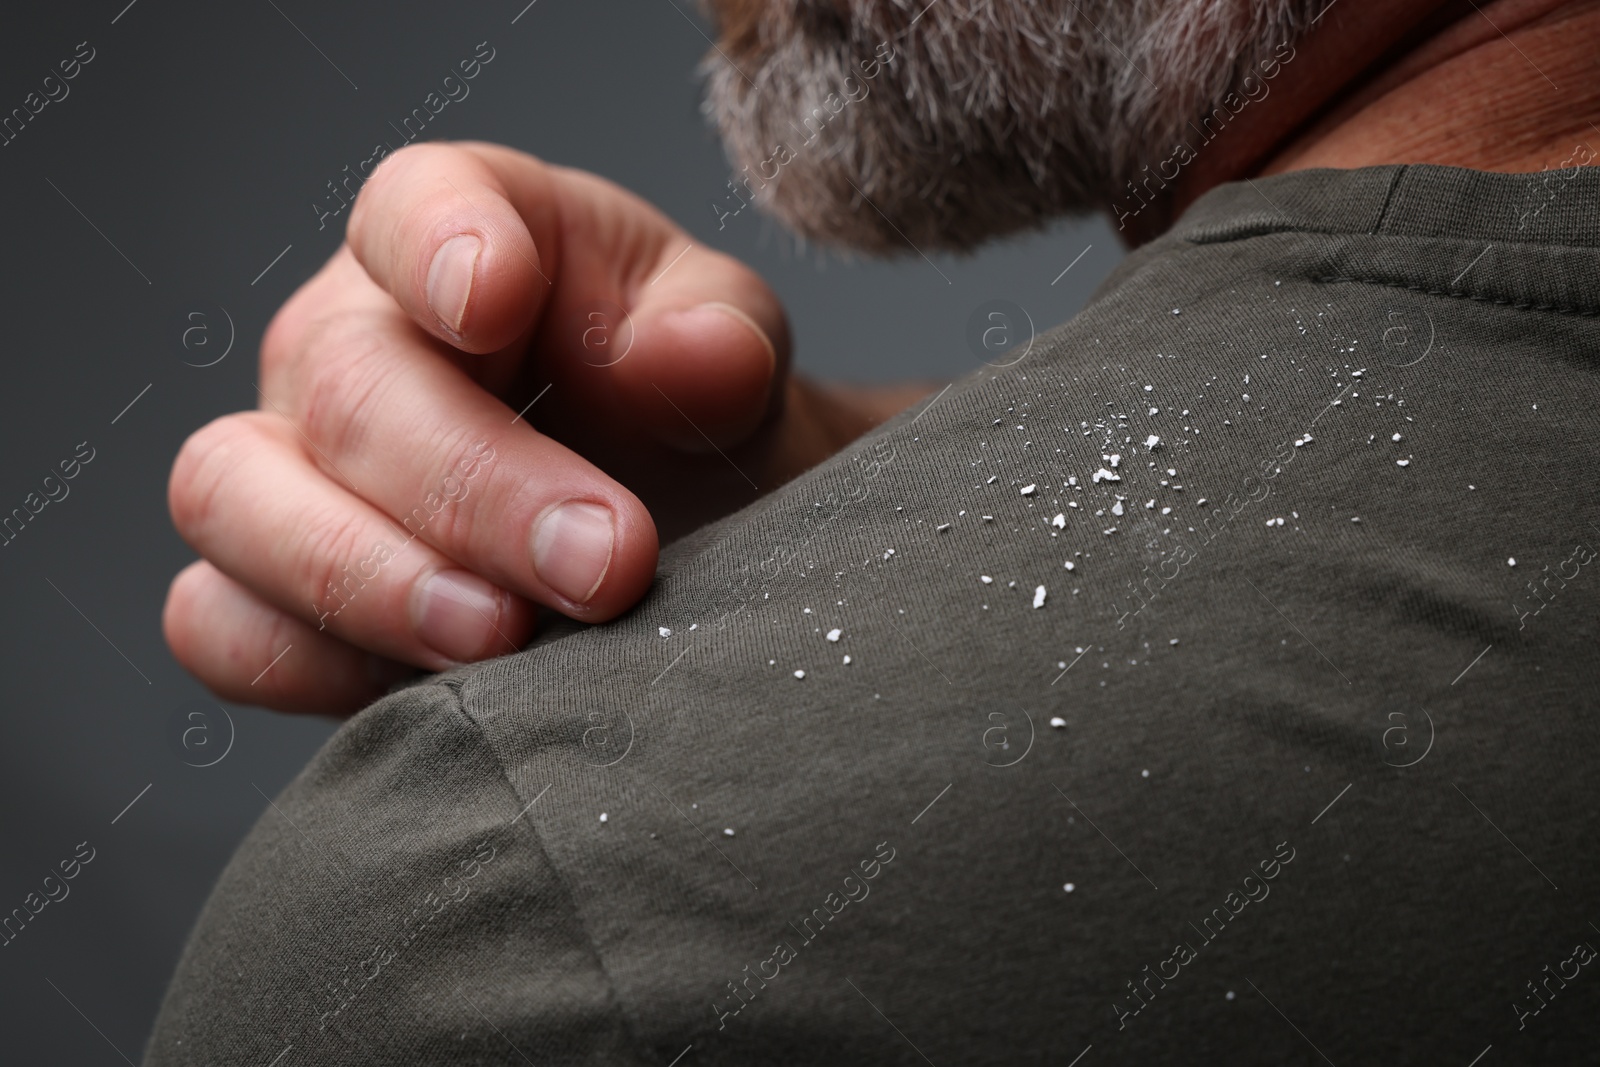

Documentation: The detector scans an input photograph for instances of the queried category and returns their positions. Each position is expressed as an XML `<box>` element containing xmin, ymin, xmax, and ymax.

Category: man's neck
<box><xmin>1124</xmin><ymin>0</ymin><xmax>1600</xmax><ymax>243</ymax></box>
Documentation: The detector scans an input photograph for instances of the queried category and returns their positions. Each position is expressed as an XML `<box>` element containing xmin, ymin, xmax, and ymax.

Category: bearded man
<box><xmin>150</xmin><ymin>1</ymin><xmax>1600</xmax><ymax>1063</ymax></box>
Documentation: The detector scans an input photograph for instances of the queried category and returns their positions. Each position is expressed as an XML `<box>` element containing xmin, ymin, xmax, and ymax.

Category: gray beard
<box><xmin>701</xmin><ymin>0</ymin><xmax>1325</xmax><ymax>254</ymax></box>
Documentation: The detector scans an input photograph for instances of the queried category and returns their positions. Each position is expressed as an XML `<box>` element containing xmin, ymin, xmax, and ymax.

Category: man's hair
<box><xmin>702</xmin><ymin>0</ymin><xmax>1324</xmax><ymax>253</ymax></box>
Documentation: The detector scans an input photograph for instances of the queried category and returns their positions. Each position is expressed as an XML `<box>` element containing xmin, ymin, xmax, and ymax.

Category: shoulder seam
<box><xmin>1312</xmin><ymin>274</ymin><xmax>1600</xmax><ymax>317</ymax></box>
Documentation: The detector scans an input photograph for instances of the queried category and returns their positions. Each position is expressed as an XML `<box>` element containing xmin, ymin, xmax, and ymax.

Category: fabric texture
<box><xmin>146</xmin><ymin>164</ymin><xmax>1600</xmax><ymax>1065</ymax></box>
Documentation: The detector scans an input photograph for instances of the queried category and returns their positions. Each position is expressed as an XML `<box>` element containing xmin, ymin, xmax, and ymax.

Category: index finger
<box><xmin>347</xmin><ymin>142</ymin><xmax>556</xmax><ymax>353</ymax></box>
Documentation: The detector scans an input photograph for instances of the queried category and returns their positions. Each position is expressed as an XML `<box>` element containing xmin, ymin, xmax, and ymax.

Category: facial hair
<box><xmin>701</xmin><ymin>0</ymin><xmax>1325</xmax><ymax>254</ymax></box>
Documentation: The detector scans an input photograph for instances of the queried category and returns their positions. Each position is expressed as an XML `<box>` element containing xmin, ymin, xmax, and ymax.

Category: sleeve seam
<box><xmin>442</xmin><ymin>680</ymin><xmax>649</xmax><ymax>1063</ymax></box>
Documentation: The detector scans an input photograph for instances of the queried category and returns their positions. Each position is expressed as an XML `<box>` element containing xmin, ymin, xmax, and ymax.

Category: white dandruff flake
<box><xmin>842</xmin><ymin>655</ymin><xmax>852</xmax><ymax>665</ymax></box>
<box><xmin>1145</xmin><ymin>434</ymin><xmax>1160</xmax><ymax>449</ymax></box>
<box><xmin>1111</xmin><ymin>501</ymin><xmax>1124</xmax><ymax>517</ymax></box>
<box><xmin>1052</xmin><ymin>513</ymin><xmax>1066</xmax><ymax>528</ymax></box>
<box><xmin>1033</xmin><ymin>585</ymin><xmax>1047</xmax><ymax>609</ymax></box>
<box><xmin>1020</xmin><ymin>484</ymin><xmax>1036</xmax><ymax>496</ymax></box>
<box><xmin>980</xmin><ymin>575</ymin><xmax>993</xmax><ymax>584</ymax></box>
<box><xmin>1397</xmin><ymin>458</ymin><xmax>1411</xmax><ymax>467</ymax></box>
<box><xmin>826</xmin><ymin>628</ymin><xmax>842</xmax><ymax>642</ymax></box>
<box><xmin>937</xmin><ymin>522</ymin><xmax>951</xmax><ymax>532</ymax></box>
<box><xmin>658</xmin><ymin>627</ymin><xmax>672</xmax><ymax>638</ymax></box>
<box><xmin>599</xmin><ymin>812</ymin><xmax>608</xmax><ymax>823</ymax></box>
<box><xmin>1392</xmin><ymin>432</ymin><xmax>1403</xmax><ymax>442</ymax></box>
<box><xmin>1063</xmin><ymin>561</ymin><xmax>1075</xmax><ymax>571</ymax></box>
<box><xmin>793</xmin><ymin>669</ymin><xmax>806</xmax><ymax>680</ymax></box>
<box><xmin>1092</xmin><ymin>468</ymin><xmax>1121</xmax><ymax>483</ymax></box>
<box><xmin>1049</xmin><ymin>717</ymin><xmax>1067</xmax><ymax>729</ymax></box>
<box><xmin>723</xmin><ymin>828</ymin><xmax>735</xmax><ymax>837</ymax></box>
<box><xmin>1507</xmin><ymin>557</ymin><xmax>1516</xmax><ymax>567</ymax></box>
<box><xmin>1063</xmin><ymin>882</ymin><xmax>1076</xmax><ymax>892</ymax></box>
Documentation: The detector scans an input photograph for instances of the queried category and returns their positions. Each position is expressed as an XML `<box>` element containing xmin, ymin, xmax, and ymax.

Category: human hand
<box><xmin>164</xmin><ymin>141</ymin><xmax>909</xmax><ymax>715</ymax></box>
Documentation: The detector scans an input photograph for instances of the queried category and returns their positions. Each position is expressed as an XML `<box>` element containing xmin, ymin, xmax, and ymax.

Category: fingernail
<box><xmin>412</xmin><ymin>569</ymin><xmax>504</xmax><ymax>662</ymax></box>
<box><xmin>426</xmin><ymin>234</ymin><xmax>481</xmax><ymax>334</ymax></box>
<box><xmin>530</xmin><ymin>501</ymin><xmax>615</xmax><ymax>605</ymax></box>
<box><xmin>697</xmin><ymin>301</ymin><xmax>776</xmax><ymax>368</ymax></box>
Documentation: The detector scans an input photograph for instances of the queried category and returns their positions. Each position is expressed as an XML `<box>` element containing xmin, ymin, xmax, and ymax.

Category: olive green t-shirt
<box><xmin>145</xmin><ymin>164</ymin><xmax>1600</xmax><ymax>1066</ymax></box>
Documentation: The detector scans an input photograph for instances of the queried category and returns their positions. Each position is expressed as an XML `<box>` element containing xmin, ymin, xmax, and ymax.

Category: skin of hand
<box><xmin>163</xmin><ymin>141</ymin><xmax>931</xmax><ymax>715</ymax></box>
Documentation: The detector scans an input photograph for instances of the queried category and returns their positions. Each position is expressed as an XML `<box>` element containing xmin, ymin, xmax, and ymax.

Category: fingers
<box><xmin>163</xmin><ymin>561</ymin><xmax>416</xmax><ymax>716</ymax></box>
<box><xmin>169</xmin><ymin>412</ymin><xmax>536</xmax><ymax>669</ymax></box>
<box><xmin>346</xmin><ymin>142</ymin><xmax>551</xmax><ymax>353</ymax></box>
<box><xmin>259</xmin><ymin>280</ymin><xmax>659</xmax><ymax>621</ymax></box>
<box><xmin>346</xmin><ymin>142</ymin><xmax>791</xmax><ymax>451</ymax></box>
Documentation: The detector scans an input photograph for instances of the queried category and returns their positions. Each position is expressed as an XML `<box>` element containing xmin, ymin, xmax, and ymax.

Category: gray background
<box><xmin>0</xmin><ymin>0</ymin><xmax>1117</xmax><ymax>1060</ymax></box>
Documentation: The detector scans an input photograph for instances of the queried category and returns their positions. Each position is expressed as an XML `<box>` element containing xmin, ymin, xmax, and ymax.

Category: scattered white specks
<box><xmin>980</xmin><ymin>575</ymin><xmax>993</xmax><ymax>584</ymax></box>
<box><xmin>842</xmin><ymin>655</ymin><xmax>852</xmax><ymax>665</ymax></box>
<box><xmin>1508</xmin><ymin>557</ymin><xmax>1516</xmax><ymax>567</ymax></box>
<box><xmin>1063</xmin><ymin>882</ymin><xmax>1076</xmax><ymax>892</ymax></box>
<box><xmin>1294</xmin><ymin>434</ymin><xmax>1312</xmax><ymax>447</ymax></box>
<box><xmin>1266</xmin><ymin>517</ymin><xmax>1285</xmax><ymax>527</ymax></box>
<box><xmin>659</xmin><ymin>627</ymin><xmax>672</xmax><ymax>638</ymax></box>
<box><xmin>1052</xmin><ymin>513</ymin><xmax>1066</xmax><ymax>528</ymax></box>
<box><xmin>1092</xmin><ymin>468</ymin><xmax>1121</xmax><ymax>483</ymax></box>
<box><xmin>1063</xmin><ymin>561</ymin><xmax>1075</xmax><ymax>571</ymax></box>
<box><xmin>1396</xmin><ymin>458</ymin><xmax>1411</xmax><ymax>467</ymax></box>
<box><xmin>723</xmin><ymin>828</ymin><xmax>735</xmax><ymax>837</ymax></box>
<box><xmin>1050</xmin><ymin>716</ymin><xmax>1067</xmax><ymax>729</ymax></box>
<box><xmin>936</xmin><ymin>522</ymin><xmax>951</xmax><ymax>532</ymax></box>
<box><xmin>1145</xmin><ymin>434</ymin><xmax>1161</xmax><ymax>449</ymax></box>
<box><xmin>793</xmin><ymin>669</ymin><xmax>806</xmax><ymax>680</ymax></box>
<box><xmin>599</xmin><ymin>812</ymin><xmax>608</xmax><ymax>823</ymax></box>
<box><xmin>1020</xmin><ymin>484</ymin><xmax>1037</xmax><ymax>496</ymax></box>
<box><xmin>1033</xmin><ymin>585</ymin><xmax>1047</xmax><ymax>609</ymax></box>
<box><xmin>1108</xmin><ymin>454</ymin><xmax>1121</xmax><ymax>468</ymax></box>
<box><xmin>883</xmin><ymin>548</ymin><xmax>896</xmax><ymax>560</ymax></box>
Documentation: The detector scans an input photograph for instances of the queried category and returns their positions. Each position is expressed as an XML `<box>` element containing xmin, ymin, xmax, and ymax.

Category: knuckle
<box><xmin>169</xmin><ymin>414</ymin><xmax>260</xmax><ymax>543</ymax></box>
<box><xmin>404</xmin><ymin>430</ymin><xmax>502</xmax><ymax>553</ymax></box>
<box><xmin>350</xmin><ymin>142</ymin><xmax>457</xmax><ymax>236</ymax></box>
<box><xmin>294</xmin><ymin>313</ymin><xmax>396</xmax><ymax>461</ymax></box>
<box><xmin>292</xmin><ymin>506</ymin><xmax>384</xmax><ymax>619</ymax></box>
